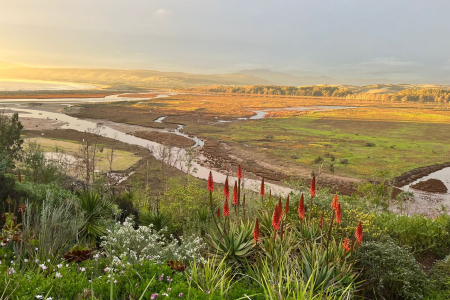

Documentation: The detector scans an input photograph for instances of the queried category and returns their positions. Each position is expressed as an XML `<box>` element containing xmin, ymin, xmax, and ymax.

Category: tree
<box><xmin>0</xmin><ymin>111</ymin><xmax>24</xmax><ymax>165</ymax></box>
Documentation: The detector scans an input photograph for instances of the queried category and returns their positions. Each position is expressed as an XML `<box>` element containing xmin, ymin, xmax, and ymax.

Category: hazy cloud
<box><xmin>0</xmin><ymin>0</ymin><xmax>449</xmax><ymax>83</ymax></box>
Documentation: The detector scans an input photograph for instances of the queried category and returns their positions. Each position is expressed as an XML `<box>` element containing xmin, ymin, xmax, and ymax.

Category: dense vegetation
<box><xmin>184</xmin><ymin>85</ymin><xmax>354</xmax><ymax>97</ymax></box>
<box><xmin>184</xmin><ymin>85</ymin><xmax>450</xmax><ymax>103</ymax></box>
<box><xmin>1</xmin><ymin>111</ymin><xmax>450</xmax><ymax>299</ymax></box>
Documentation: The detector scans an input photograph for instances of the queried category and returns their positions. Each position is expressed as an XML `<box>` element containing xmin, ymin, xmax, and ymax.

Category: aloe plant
<box><xmin>206</xmin><ymin>220</ymin><xmax>255</xmax><ymax>265</ymax></box>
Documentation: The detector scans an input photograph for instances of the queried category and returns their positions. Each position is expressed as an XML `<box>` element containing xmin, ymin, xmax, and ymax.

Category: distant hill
<box><xmin>239</xmin><ymin>69</ymin><xmax>338</xmax><ymax>86</ymax></box>
<box><xmin>0</xmin><ymin>67</ymin><xmax>273</xmax><ymax>89</ymax></box>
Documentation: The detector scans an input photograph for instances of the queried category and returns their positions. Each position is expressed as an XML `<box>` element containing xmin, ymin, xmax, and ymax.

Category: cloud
<box><xmin>154</xmin><ymin>8</ymin><xmax>168</xmax><ymax>17</ymax></box>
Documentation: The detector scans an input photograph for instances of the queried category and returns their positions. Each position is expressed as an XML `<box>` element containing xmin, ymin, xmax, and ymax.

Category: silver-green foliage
<box><xmin>101</xmin><ymin>217</ymin><xmax>205</xmax><ymax>264</ymax></box>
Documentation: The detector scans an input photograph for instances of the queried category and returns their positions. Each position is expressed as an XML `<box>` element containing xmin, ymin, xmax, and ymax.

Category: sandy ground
<box><xmin>19</xmin><ymin>117</ymin><xmax>68</xmax><ymax>130</ymax></box>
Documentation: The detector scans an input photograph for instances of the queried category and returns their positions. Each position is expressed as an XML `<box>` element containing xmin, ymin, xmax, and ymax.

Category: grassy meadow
<box><xmin>67</xmin><ymin>93</ymin><xmax>450</xmax><ymax>180</ymax></box>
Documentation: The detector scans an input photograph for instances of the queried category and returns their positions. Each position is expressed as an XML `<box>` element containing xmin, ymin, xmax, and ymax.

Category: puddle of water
<box><xmin>401</xmin><ymin>167</ymin><xmax>450</xmax><ymax>198</ymax></box>
<box><xmin>154</xmin><ymin>116</ymin><xmax>167</xmax><ymax>123</ymax></box>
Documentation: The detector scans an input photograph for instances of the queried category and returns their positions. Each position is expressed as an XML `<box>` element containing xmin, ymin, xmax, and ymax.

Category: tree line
<box><xmin>185</xmin><ymin>85</ymin><xmax>450</xmax><ymax>103</ymax></box>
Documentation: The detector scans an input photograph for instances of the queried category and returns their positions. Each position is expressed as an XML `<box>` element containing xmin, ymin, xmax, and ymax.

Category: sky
<box><xmin>1</xmin><ymin>0</ymin><xmax>450</xmax><ymax>83</ymax></box>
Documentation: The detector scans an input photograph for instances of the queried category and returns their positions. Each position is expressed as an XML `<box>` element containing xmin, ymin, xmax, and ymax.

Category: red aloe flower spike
<box><xmin>285</xmin><ymin>195</ymin><xmax>290</xmax><ymax>215</ymax></box>
<box><xmin>208</xmin><ymin>171</ymin><xmax>214</xmax><ymax>209</ymax></box>
<box><xmin>18</xmin><ymin>171</ymin><xmax>22</xmax><ymax>183</ymax></box>
<box><xmin>336</xmin><ymin>202</ymin><xmax>342</xmax><ymax>224</ymax></box>
<box><xmin>310</xmin><ymin>176</ymin><xmax>316</xmax><ymax>198</ymax></box>
<box><xmin>272</xmin><ymin>207</ymin><xmax>280</xmax><ymax>231</ymax></box>
<box><xmin>207</xmin><ymin>171</ymin><xmax>214</xmax><ymax>192</ymax></box>
<box><xmin>216</xmin><ymin>208</ymin><xmax>220</xmax><ymax>218</ymax></box>
<box><xmin>356</xmin><ymin>221</ymin><xmax>363</xmax><ymax>244</ymax></box>
<box><xmin>343</xmin><ymin>238</ymin><xmax>350</xmax><ymax>251</ymax></box>
<box><xmin>223</xmin><ymin>198</ymin><xmax>230</xmax><ymax>217</ymax></box>
<box><xmin>233</xmin><ymin>181</ymin><xmax>238</xmax><ymax>205</ymax></box>
<box><xmin>298</xmin><ymin>193</ymin><xmax>305</xmax><ymax>220</ymax></box>
<box><xmin>260</xmin><ymin>178</ymin><xmax>265</xmax><ymax>197</ymax></box>
<box><xmin>254</xmin><ymin>218</ymin><xmax>260</xmax><ymax>244</ymax></box>
<box><xmin>237</xmin><ymin>165</ymin><xmax>243</xmax><ymax>179</ymax></box>
<box><xmin>277</xmin><ymin>197</ymin><xmax>283</xmax><ymax>220</ymax></box>
<box><xmin>331</xmin><ymin>194</ymin><xmax>339</xmax><ymax>211</ymax></box>
<box><xmin>223</xmin><ymin>176</ymin><xmax>230</xmax><ymax>199</ymax></box>
<box><xmin>319</xmin><ymin>212</ymin><xmax>324</xmax><ymax>229</ymax></box>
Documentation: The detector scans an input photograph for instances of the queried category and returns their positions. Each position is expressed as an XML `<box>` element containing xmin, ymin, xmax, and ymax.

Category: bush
<box><xmin>429</xmin><ymin>254</ymin><xmax>450</xmax><ymax>290</ymax></box>
<box><xmin>357</xmin><ymin>240</ymin><xmax>428</xmax><ymax>300</ymax></box>
<box><xmin>100</xmin><ymin>217</ymin><xmax>205</xmax><ymax>264</ymax></box>
<box><xmin>374</xmin><ymin>213</ymin><xmax>450</xmax><ymax>256</ymax></box>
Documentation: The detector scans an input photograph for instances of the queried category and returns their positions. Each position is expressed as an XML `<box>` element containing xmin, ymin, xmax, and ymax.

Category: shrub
<box><xmin>374</xmin><ymin>213</ymin><xmax>450</xmax><ymax>256</ymax></box>
<box><xmin>429</xmin><ymin>254</ymin><xmax>450</xmax><ymax>290</ymax></box>
<box><xmin>357</xmin><ymin>240</ymin><xmax>428</xmax><ymax>300</ymax></box>
<box><xmin>100</xmin><ymin>217</ymin><xmax>205</xmax><ymax>264</ymax></box>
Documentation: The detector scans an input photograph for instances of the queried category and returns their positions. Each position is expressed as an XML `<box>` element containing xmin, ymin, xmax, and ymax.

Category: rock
<box><xmin>340</xmin><ymin>159</ymin><xmax>349</xmax><ymax>164</ymax></box>
<box><xmin>366</xmin><ymin>142</ymin><xmax>376</xmax><ymax>147</ymax></box>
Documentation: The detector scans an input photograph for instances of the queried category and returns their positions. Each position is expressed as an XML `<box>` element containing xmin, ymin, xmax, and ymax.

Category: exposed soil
<box><xmin>393</xmin><ymin>162</ymin><xmax>450</xmax><ymax>187</ymax></box>
<box><xmin>391</xmin><ymin>187</ymin><xmax>404</xmax><ymax>199</ymax></box>
<box><xmin>131</xmin><ymin>131</ymin><xmax>195</xmax><ymax>148</ymax></box>
<box><xmin>411</xmin><ymin>179</ymin><xmax>448</xmax><ymax>193</ymax></box>
<box><xmin>19</xmin><ymin>117</ymin><xmax>68</xmax><ymax>130</ymax></box>
<box><xmin>199</xmin><ymin>140</ymin><xmax>361</xmax><ymax>195</ymax></box>
<box><xmin>417</xmin><ymin>252</ymin><xmax>441</xmax><ymax>274</ymax></box>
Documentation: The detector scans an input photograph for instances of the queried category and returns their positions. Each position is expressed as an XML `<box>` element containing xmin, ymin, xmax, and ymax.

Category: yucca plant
<box><xmin>139</xmin><ymin>210</ymin><xmax>172</xmax><ymax>232</ymax></box>
<box><xmin>77</xmin><ymin>192</ymin><xmax>114</xmax><ymax>245</ymax></box>
<box><xmin>206</xmin><ymin>220</ymin><xmax>255</xmax><ymax>265</ymax></box>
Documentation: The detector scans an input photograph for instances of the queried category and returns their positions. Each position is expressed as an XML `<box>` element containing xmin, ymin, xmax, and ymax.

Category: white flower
<box><xmin>55</xmin><ymin>272</ymin><xmax>62</xmax><ymax>278</ymax></box>
<box><xmin>24</xmin><ymin>259</ymin><xmax>29</xmax><ymax>263</ymax></box>
<box><xmin>36</xmin><ymin>296</ymin><xmax>43</xmax><ymax>299</ymax></box>
<box><xmin>46</xmin><ymin>298</ymin><xmax>53</xmax><ymax>300</ymax></box>
<box><xmin>35</xmin><ymin>259</ymin><xmax>39</xmax><ymax>263</ymax></box>
<box><xmin>39</xmin><ymin>264</ymin><xmax>47</xmax><ymax>270</ymax></box>
<box><xmin>80</xmin><ymin>267</ymin><xmax>86</xmax><ymax>272</ymax></box>
<box><xmin>57</xmin><ymin>264</ymin><xmax>62</xmax><ymax>269</ymax></box>
<box><xmin>35</xmin><ymin>248</ymin><xmax>38</xmax><ymax>251</ymax></box>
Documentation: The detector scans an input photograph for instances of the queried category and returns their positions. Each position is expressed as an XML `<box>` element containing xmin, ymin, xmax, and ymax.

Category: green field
<box><xmin>193</xmin><ymin>108</ymin><xmax>450</xmax><ymax>179</ymax></box>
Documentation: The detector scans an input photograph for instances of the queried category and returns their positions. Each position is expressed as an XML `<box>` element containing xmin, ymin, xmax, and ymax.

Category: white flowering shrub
<box><xmin>100</xmin><ymin>217</ymin><xmax>205</xmax><ymax>264</ymax></box>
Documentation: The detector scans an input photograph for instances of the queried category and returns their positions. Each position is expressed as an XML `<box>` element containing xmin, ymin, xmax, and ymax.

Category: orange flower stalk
<box><xmin>298</xmin><ymin>193</ymin><xmax>305</xmax><ymax>220</ymax></box>
<box><xmin>237</xmin><ymin>165</ymin><xmax>243</xmax><ymax>206</ymax></box>
<box><xmin>223</xmin><ymin>198</ymin><xmax>230</xmax><ymax>217</ymax></box>
<box><xmin>18</xmin><ymin>171</ymin><xmax>22</xmax><ymax>183</ymax></box>
<box><xmin>237</xmin><ymin>165</ymin><xmax>243</xmax><ymax>179</ymax></box>
<box><xmin>233</xmin><ymin>181</ymin><xmax>238</xmax><ymax>205</ymax></box>
<box><xmin>343</xmin><ymin>238</ymin><xmax>350</xmax><ymax>251</ymax></box>
<box><xmin>272</xmin><ymin>201</ymin><xmax>282</xmax><ymax>231</ymax></box>
<box><xmin>223</xmin><ymin>176</ymin><xmax>230</xmax><ymax>199</ymax></box>
<box><xmin>254</xmin><ymin>218</ymin><xmax>260</xmax><ymax>244</ymax></box>
<box><xmin>207</xmin><ymin>171</ymin><xmax>214</xmax><ymax>209</ymax></box>
<box><xmin>207</xmin><ymin>171</ymin><xmax>214</xmax><ymax>192</ymax></box>
<box><xmin>336</xmin><ymin>202</ymin><xmax>342</xmax><ymax>224</ymax></box>
<box><xmin>331</xmin><ymin>194</ymin><xmax>339</xmax><ymax>211</ymax></box>
<box><xmin>285</xmin><ymin>195</ymin><xmax>290</xmax><ymax>215</ymax></box>
<box><xmin>310</xmin><ymin>176</ymin><xmax>316</xmax><ymax>198</ymax></box>
<box><xmin>216</xmin><ymin>208</ymin><xmax>220</xmax><ymax>218</ymax></box>
<box><xmin>356</xmin><ymin>221</ymin><xmax>363</xmax><ymax>244</ymax></box>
